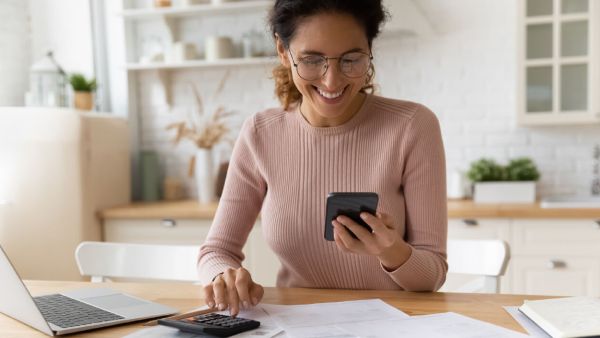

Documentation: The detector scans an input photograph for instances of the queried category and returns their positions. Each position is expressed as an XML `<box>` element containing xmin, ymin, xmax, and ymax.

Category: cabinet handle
<box><xmin>463</xmin><ymin>219</ymin><xmax>478</xmax><ymax>226</ymax></box>
<box><xmin>546</xmin><ymin>260</ymin><xmax>567</xmax><ymax>269</ymax></box>
<box><xmin>161</xmin><ymin>219</ymin><xmax>177</xmax><ymax>228</ymax></box>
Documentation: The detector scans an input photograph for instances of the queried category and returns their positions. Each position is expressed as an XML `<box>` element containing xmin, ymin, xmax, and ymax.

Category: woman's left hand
<box><xmin>332</xmin><ymin>212</ymin><xmax>412</xmax><ymax>270</ymax></box>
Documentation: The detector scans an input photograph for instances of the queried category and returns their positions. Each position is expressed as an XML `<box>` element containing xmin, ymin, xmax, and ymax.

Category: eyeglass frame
<box><xmin>287</xmin><ymin>49</ymin><xmax>374</xmax><ymax>81</ymax></box>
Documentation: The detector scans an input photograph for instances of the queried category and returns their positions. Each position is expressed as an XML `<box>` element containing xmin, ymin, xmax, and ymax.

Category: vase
<box><xmin>74</xmin><ymin>91</ymin><xmax>93</xmax><ymax>110</ymax></box>
<box><xmin>473</xmin><ymin>181</ymin><xmax>536</xmax><ymax>204</ymax></box>
<box><xmin>195</xmin><ymin>148</ymin><xmax>216</xmax><ymax>204</ymax></box>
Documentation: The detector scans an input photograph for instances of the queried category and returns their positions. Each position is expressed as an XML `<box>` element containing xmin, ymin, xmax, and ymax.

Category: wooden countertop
<box><xmin>99</xmin><ymin>199</ymin><xmax>600</xmax><ymax>220</ymax></box>
<box><xmin>3</xmin><ymin>280</ymin><xmax>551</xmax><ymax>336</ymax></box>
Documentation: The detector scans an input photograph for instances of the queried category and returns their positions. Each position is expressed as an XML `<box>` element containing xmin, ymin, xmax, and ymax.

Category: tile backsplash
<box><xmin>138</xmin><ymin>0</ymin><xmax>600</xmax><ymax>199</ymax></box>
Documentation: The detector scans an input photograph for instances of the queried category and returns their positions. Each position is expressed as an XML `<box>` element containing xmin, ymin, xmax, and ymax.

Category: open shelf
<box><xmin>119</xmin><ymin>0</ymin><xmax>273</xmax><ymax>19</ymax></box>
<box><xmin>126</xmin><ymin>56</ymin><xmax>277</xmax><ymax>70</ymax></box>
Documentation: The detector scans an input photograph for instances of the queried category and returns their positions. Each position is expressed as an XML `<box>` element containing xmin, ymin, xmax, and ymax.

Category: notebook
<box><xmin>518</xmin><ymin>296</ymin><xmax>600</xmax><ymax>338</ymax></box>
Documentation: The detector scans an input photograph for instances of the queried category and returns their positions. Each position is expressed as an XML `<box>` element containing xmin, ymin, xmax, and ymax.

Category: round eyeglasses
<box><xmin>288</xmin><ymin>49</ymin><xmax>373</xmax><ymax>81</ymax></box>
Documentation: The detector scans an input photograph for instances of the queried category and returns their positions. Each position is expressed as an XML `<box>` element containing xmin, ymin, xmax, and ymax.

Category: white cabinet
<box><xmin>517</xmin><ymin>0</ymin><xmax>600</xmax><ymax>125</ymax></box>
<box><xmin>103</xmin><ymin>218</ymin><xmax>279</xmax><ymax>287</ymax></box>
<box><xmin>448</xmin><ymin>217</ymin><xmax>600</xmax><ymax>296</ymax></box>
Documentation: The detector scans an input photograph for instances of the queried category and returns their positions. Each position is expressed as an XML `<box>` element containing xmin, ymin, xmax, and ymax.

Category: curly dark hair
<box><xmin>268</xmin><ymin>0</ymin><xmax>388</xmax><ymax>109</ymax></box>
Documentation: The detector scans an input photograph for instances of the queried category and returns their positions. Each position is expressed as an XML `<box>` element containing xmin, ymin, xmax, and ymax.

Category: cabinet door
<box><xmin>103</xmin><ymin>218</ymin><xmax>213</xmax><ymax>244</ymax></box>
<box><xmin>448</xmin><ymin>218</ymin><xmax>511</xmax><ymax>241</ymax></box>
<box><xmin>511</xmin><ymin>219</ymin><xmax>600</xmax><ymax>255</ymax></box>
<box><xmin>511</xmin><ymin>256</ymin><xmax>600</xmax><ymax>296</ymax></box>
<box><xmin>518</xmin><ymin>0</ymin><xmax>599</xmax><ymax>125</ymax></box>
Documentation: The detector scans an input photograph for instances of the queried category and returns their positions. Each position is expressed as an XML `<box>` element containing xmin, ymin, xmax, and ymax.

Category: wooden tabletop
<box><xmin>1</xmin><ymin>280</ymin><xmax>550</xmax><ymax>337</ymax></box>
<box><xmin>99</xmin><ymin>199</ymin><xmax>600</xmax><ymax>220</ymax></box>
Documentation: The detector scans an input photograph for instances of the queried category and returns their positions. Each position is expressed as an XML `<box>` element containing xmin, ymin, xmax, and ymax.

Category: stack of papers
<box><xmin>125</xmin><ymin>299</ymin><xmax>531</xmax><ymax>338</ymax></box>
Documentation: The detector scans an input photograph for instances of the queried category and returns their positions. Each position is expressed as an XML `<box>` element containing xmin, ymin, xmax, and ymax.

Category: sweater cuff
<box><xmin>380</xmin><ymin>246</ymin><xmax>445</xmax><ymax>291</ymax></box>
<box><xmin>197</xmin><ymin>256</ymin><xmax>241</xmax><ymax>285</ymax></box>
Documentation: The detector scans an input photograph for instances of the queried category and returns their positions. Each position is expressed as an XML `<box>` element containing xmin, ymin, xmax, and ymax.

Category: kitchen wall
<box><xmin>135</xmin><ymin>0</ymin><xmax>600</xmax><ymax>198</ymax></box>
<box><xmin>0</xmin><ymin>0</ymin><xmax>95</xmax><ymax>107</ymax></box>
<box><xmin>0</xmin><ymin>0</ymin><xmax>30</xmax><ymax>106</ymax></box>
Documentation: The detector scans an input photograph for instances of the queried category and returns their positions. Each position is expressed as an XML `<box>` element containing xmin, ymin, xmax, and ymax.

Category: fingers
<box><xmin>249</xmin><ymin>282</ymin><xmax>264</xmax><ymax>306</ymax></box>
<box><xmin>334</xmin><ymin>216</ymin><xmax>374</xmax><ymax>245</ymax></box>
<box><xmin>212</xmin><ymin>272</ymin><xmax>228</xmax><ymax>311</ymax></box>
<box><xmin>202</xmin><ymin>283</ymin><xmax>216</xmax><ymax>309</ymax></box>
<box><xmin>235</xmin><ymin>268</ymin><xmax>252</xmax><ymax>310</ymax></box>
<box><xmin>332</xmin><ymin>220</ymin><xmax>365</xmax><ymax>251</ymax></box>
<box><xmin>222</xmin><ymin>269</ymin><xmax>241</xmax><ymax>316</ymax></box>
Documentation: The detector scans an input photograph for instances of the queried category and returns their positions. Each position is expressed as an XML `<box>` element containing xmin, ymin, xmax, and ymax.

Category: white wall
<box><xmin>28</xmin><ymin>0</ymin><xmax>95</xmax><ymax>76</ymax></box>
<box><xmin>0</xmin><ymin>0</ymin><xmax>30</xmax><ymax>106</ymax></box>
<box><xmin>135</xmin><ymin>0</ymin><xmax>600</xmax><ymax>198</ymax></box>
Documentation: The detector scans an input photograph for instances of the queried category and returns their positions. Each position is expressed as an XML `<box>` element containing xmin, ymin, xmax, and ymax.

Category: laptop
<box><xmin>0</xmin><ymin>245</ymin><xmax>178</xmax><ymax>335</ymax></box>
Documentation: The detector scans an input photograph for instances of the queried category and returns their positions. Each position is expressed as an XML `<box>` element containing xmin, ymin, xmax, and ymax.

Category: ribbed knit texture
<box><xmin>198</xmin><ymin>94</ymin><xmax>448</xmax><ymax>291</ymax></box>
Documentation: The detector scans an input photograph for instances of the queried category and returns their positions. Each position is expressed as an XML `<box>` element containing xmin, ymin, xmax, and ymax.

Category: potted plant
<box><xmin>467</xmin><ymin>157</ymin><xmax>540</xmax><ymax>203</ymax></box>
<box><xmin>69</xmin><ymin>73</ymin><xmax>96</xmax><ymax>110</ymax></box>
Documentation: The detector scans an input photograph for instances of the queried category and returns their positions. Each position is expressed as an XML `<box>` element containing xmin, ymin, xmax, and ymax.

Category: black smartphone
<box><xmin>324</xmin><ymin>192</ymin><xmax>379</xmax><ymax>241</ymax></box>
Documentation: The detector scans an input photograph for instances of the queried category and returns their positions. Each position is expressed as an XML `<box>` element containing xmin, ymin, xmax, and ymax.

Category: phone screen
<box><xmin>324</xmin><ymin>192</ymin><xmax>379</xmax><ymax>241</ymax></box>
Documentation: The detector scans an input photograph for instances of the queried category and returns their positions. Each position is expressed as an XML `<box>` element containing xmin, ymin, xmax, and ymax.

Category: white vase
<box><xmin>473</xmin><ymin>181</ymin><xmax>536</xmax><ymax>204</ymax></box>
<box><xmin>195</xmin><ymin>148</ymin><xmax>216</xmax><ymax>204</ymax></box>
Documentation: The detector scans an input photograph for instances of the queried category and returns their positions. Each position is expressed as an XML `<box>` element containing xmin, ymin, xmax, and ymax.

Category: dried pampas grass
<box><xmin>167</xmin><ymin>71</ymin><xmax>236</xmax><ymax>149</ymax></box>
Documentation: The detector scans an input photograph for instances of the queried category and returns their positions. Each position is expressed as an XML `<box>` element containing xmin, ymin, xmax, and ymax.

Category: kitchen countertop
<box><xmin>99</xmin><ymin>199</ymin><xmax>600</xmax><ymax>220</ymax></box>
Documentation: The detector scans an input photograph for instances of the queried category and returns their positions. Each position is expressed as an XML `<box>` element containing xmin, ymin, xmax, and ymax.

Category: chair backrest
<box><xmin>445</xmin><ymin>239</ymin><xmax>510</xmax><ymax>293</ymax></box>
<box><xmin>75</xmin><ymin>241</ymin><xmax>200</xmax><ymax>283</ymax></box>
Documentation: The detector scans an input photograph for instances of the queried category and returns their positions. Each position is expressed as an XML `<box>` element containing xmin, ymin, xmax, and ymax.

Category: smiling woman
<box><xmin>198</xmin><ymin>0</ymin><xmax>448</xmax><ymax>317</ymax></box>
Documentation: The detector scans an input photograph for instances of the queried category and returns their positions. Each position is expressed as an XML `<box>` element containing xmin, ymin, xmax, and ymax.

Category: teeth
<box><xmin>317</xmin><ymin>87</ymin><xmax>343</xmax><ymax>99</ymax></box>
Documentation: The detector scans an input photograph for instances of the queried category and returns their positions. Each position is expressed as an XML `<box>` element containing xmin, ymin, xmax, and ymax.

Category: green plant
<box><xmin>69</xmin><ymin>73</ymin><xmax>96</xmax><ymax>92</ymax></box>
<box><xmin>467</xmin><ymin>157</ymin><xmax>540</xmax><ymax>182</ymax></box>
<box><xmin>506</xmin><ymin>157</ymin><xmax>540</xmax><ymax>181</ymax></box>
<box><xmin>467</xmin><ymin>158</ymin><xmax>506</xmax><ymax>182</ymax></box>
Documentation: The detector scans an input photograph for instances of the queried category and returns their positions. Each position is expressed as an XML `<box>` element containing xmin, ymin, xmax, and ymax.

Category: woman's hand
<box><xmin>332</xmin><ymin>211</ymin><xmax>412</xmax><ymax>270</ymax></box>
<box><xmin>202</xmin><ymin>267</ymin><xmax>264</xmax><ymax>317</ymax></box>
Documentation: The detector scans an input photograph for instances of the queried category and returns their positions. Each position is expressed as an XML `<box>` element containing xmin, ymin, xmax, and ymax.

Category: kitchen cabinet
<box><xmin>517</xmin><ymin>0</ymin><xmax>600</xmax><ymax>125</ymax></box>
<box><xmin>448</xmin><ymin>217</ymin><xmax>600</xmax><ymax>296</ymax></box>
<box><xmin>103</xmin><ymin>217</ymin><xmax>279</xmax><ymax>287</ymax></box>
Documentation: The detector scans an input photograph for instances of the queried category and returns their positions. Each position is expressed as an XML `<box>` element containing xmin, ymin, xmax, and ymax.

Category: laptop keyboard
<box><xmin>33</xmin><ymin>294</ymin><xmax>124</xmax><ymax>328</ymax></box>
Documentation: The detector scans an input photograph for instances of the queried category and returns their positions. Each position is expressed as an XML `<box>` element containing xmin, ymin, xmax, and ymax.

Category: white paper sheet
<box><xmin>503</xmin><ymin>306</ymin><xmax>551</xmax><ymax>338</ymax></box>
<box><xmin>334</xmin><ymin>312</ymin><xmax>530</xmax><ymax>338</ymax></box>
<box><xmin>260</xmin><ymin>299</ymin><xmax>408</xmax><ymax>329</ymax></box>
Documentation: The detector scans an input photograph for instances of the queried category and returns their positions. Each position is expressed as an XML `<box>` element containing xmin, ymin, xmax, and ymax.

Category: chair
<box><xmin>443</xmin><ymin>239</ymin><xmax>510</xmax><ymax>293</ymax></box>
<box><xmin>75</xmin><ymin>241</ymin><xmax>200</xmax><ymax>283</ymax></box>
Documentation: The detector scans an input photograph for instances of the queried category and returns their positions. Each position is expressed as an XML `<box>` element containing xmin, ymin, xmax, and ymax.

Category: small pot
<box><xmin>74</xmin><ymin>91</ymin><xmax>93</xmax><ymax>110</ymax></box>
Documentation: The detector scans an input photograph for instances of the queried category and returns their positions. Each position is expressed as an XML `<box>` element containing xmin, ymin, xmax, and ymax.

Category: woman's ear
<box><xmin>275</xmin><ymin>34</ymin><xmax>291</xmax><ymax>68</ymax></box>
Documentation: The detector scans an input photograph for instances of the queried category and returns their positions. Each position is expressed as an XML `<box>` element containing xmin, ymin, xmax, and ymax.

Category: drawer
<box><xmin>512</xmin><ymin>219</ymin><xmax>600</xmax><ymax>255</ymax></box>
<box><xmin>103</xmin><ymin>218</ymin><xmax>213</xmax><ymax>245</ymax></box>
<box><xmin>511</xmin><ymin>255</ymin><xmax>600</xmax><ymax>297</ymax></box>
<box><xmin>448</xmin><ymin>218</ymin><xmax>511</xmax><ymax>241</ymax></box>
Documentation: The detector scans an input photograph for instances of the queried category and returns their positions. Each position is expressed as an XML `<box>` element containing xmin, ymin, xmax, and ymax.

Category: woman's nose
<box><xmin>320</xmin><ymin>61</ymin><xmax>344</xmax><ymax>89</ymax></box>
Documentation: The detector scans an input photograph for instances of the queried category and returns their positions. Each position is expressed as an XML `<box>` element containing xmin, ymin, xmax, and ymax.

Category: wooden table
<box><xmin>1</xmin><ymin>281</ymin><xmax>549</xmax><ymax>337</ymax></box>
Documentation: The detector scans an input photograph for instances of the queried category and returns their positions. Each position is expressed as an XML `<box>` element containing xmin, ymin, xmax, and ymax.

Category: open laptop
<box><xmin>0</xmin><ymin>245</ymin><xmax>178</xmax><ymax>335</ymax></box>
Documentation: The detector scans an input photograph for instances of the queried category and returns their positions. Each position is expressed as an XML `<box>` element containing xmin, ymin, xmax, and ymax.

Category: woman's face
<box><xmin>277</xmin><ymin>12</ymin><xmax>371</xmax><ymax>127</ymax></box>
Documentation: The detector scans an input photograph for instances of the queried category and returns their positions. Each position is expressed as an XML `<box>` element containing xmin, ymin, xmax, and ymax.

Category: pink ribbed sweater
<box><xmin>198</xmin><ymin>94</ymin><xmax>448</xmax><ymax>291</ymax></box>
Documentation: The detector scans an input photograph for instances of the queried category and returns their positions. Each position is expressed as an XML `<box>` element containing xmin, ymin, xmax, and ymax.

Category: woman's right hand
<box><xmin>202</xmin><ymin>267</ymin><xmax>264</xmax><ymax>317</ymax></box>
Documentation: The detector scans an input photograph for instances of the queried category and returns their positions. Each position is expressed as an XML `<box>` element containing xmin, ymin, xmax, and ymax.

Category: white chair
<box><xmin>443</xmin><ymin>239</ymin><xmax>510</xmax><ymax>293</ymax></box>
<box><xmin>75</xmin><ymin>241</ymin><xmax>200</xmax><ymax>283</ymax></box>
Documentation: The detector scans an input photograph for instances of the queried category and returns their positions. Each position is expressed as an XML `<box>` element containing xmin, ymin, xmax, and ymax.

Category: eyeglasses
<box><xmin>288</xmin><ymin>49</ymin><xmax>373</xmax><ymax>81</ymax></box>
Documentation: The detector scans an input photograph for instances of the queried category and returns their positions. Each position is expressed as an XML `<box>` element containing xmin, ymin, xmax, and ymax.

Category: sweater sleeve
<box><xmin>383</xmin><ymin>104</ymin><xmax>448</xmax><ymax>291</ymax></box>
<box><xmin>197</xmin><ymin>116</ymin><xmax>267</xmax><ymax>285</ymax></box>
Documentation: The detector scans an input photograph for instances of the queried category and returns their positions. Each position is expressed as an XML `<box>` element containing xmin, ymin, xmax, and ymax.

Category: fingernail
<box><xmin>218</xmin><ymin>303</ymin><xmax>226</xmax><ymax>310</ymax></box>
<box><xmin>251</xmin><ymin>297</ymin><xmax>258</xmax><ymax>306</ymax></box>
<box><xmin>360</xmin><ymin>212</ymin><xmax>368</xmax><ymax>219</ymax></box>
<box><xmin>243</xmin><ymin>301</ymin><xmax>249</xmax><ymax>309</ymax></box>
<box><xmin>208</xmin><ymin>301</ymin><xmax>215</xmax><ymax>308</ymax></box>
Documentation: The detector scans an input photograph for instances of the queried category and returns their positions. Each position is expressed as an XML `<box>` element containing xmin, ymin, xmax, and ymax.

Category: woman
<box><xmin>198</xmin><ymin>0</ymin><xmax>448</xmax><ymax>316</ymax></box>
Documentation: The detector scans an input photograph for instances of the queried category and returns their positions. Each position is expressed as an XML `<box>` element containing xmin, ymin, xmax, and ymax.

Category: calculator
<box><xmin>158</xmin><ymin>312</ymin><xmax>260</xmax><ymax>337</ymax></box>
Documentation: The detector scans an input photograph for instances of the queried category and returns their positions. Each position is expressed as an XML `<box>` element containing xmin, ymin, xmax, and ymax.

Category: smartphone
<box><xmin>324</xmin><ymin>192</ymin><xmax>379</xmax><ymax>241</ymax></box>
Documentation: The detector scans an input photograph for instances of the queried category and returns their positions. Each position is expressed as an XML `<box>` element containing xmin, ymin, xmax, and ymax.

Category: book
<box><xmin>518</xmin><ymin>296</ymin><xmax>600</xmax><ymax>338</ymax></box>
